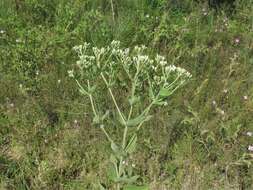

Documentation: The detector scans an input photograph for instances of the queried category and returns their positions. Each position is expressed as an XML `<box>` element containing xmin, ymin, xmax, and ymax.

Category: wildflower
<box><xmin>145</xmin><ymin>14</ymin><xmax>150</xmax><ymax>18</ymax></box>
<box><xmin>73</xmin><ymin>45</ymin><xmax>83</xmax><ymax>52</ymax></box>
<box><xmin>74</xmin><ymin>119</ymin><xmax>78</xmax><ymax>124</ymax></box>
<box><xmin>57</xmin><ymin>79</ymin><xmax>61</xmax><ymax>84</ymax></box>
<box><xmin>202</xmin><ymin>8</ymin><xmax>208</xmax><ymax>16</ymax></box>
<box><xmin>68</xmin><ymin>70</ymin><xmax>74</xmax><ymax>78</ymax></box>
<box><xmin>132</xmin><ymin>163</ymin><xmax>136</xmax><ymax>168</ymax></box>
<box><xmin>246</xmin><ymin>132</ymin><xmax>253</xmax><ymax>137</ymax></box>
<box><xmin>243</xmin><ymin>95</ymin><xmax>248</xmax><ymax>100</ymax></box>
<box><xmin>248</xmin><ymin>145</ymin><xmax>253</xmax><ymax>152</ymax></box>
<box><xmin>223</xmin><ymin>89</ymin><xmax>228</xmax><ymax>93</ymax></box>
<box><xmin>16</xmin><ymin>39</ymin><xmax>21</xmax><ymax>43</ymax></box>
<box><xmin>220</xmin><ymin>110</ymin><xmax>225</xmax><ymax>115</ymax></box>
<box><xmin>10</xmin><ymin>103</ymin><xmax>14</xmax><ymax>108</ymax></box>
<box><xmin>134</xmin><ymin>45</ymin><xmax>146</xmax><ymax>53</ymax></box>
<box><xmin>234</xmin><ymin>38</ymin><xmax>240</xmax><ymax>44</ymax></box>
<box><xmin>111</xmin><ymin>40</ymin><xmax>120</xmax><ymax>49</ymax></box>
<box><xmin>36</xmin><ymin>71</ymin><xmax>39</xmax><ymax>75</ymax></box>
<box><xmin>19</xmin><ymin>84</ymin><xmax>23</xmax><ymax>88</ymax></box>
<box><xmin>212</xmin><ymin>100</ymin><xmax>217</xmax><ymax>106</ymax></box>
<box><xmin>0</xmin><ymin>30</ymin><xmax>5</xmax><ymax>34</ymax></box>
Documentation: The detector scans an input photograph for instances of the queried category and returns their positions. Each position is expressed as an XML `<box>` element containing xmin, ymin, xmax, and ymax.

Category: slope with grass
<box><xmin>0</xmin><ymin>0</ymin><xmax>253</xmax><ymax>189</ymax></box>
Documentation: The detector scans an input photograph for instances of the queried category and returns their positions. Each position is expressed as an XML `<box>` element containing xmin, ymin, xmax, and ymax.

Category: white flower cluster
<box><xmin>76</xmin><ymin>55</ymin><xmax>95</xmax><ymax>69</ymax></box>
<box><xmin>72</xmin><ymin>41</ymin><xmax>192</xmax><ymax>98</ymax></box>
<box><xmin>165</xmin><ymin>65</ymin><xmax>192</xmax><ymax>78</ymax></box>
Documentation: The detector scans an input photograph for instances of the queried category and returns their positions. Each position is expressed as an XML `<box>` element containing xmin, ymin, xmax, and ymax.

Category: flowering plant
<box><xmin>69</xmin><ymin>41</ymin><xmax>191</xmax><ymax>189</ymax></box>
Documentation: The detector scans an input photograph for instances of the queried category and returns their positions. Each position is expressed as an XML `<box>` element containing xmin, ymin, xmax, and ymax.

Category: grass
<box><xmin>0</xmin><ymin>0</ymin><xmax>253</xmax><ymax>189</ymax></box>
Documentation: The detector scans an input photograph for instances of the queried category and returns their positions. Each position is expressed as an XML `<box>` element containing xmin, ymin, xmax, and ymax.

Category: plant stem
<box><xmin>136</xmin><ymin>101</ymin><xmax>155</xmax><ymax>131</ymax></box>
<box><xmin>101</xmin><ymin>73</ymin><xmax>126</xmax><ymax>124</ymax></box>
<box><xmin>100</xmin><ymin>125</ymin><xmax>114</xmax><ymax>144</ymax></box>
<box><xmin>87</xmin><ymin>80</ymin><xmax>98</xmax><ymax>117</ymax></box>
<box><xmin>75</xmin><ymin>79</ymin><xmax>89</xmax><ymax>96</ymax></box>
<box><xmin>116</xmin><ymin>183</ymin><xmax>120</xmax><ymax>190</ymax></box>
<box><xmin>110</xmin><ymin>0</ymin><xmax>115</xmax><ymax>25</ymax></box>
<box><xmin>122</xmin><ymin>126</ymin><xmax>128</xmax><ymax>148</ymax></box>
<box><xmin>85</xmin><ymin>80</ymin><xmax>115</xmax><ymax>145</ymax></box>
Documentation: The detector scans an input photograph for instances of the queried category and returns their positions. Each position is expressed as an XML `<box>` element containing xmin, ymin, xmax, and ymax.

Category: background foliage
<box><xmin>0</xmin><ymin>0</ymin><xmax>253</xmax><ymax>189</ymax></box>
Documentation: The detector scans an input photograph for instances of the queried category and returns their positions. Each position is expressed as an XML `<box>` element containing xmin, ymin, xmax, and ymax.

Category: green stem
<box><xmin>124</xmin><ymin>70</ymin><xmax>139</xmax><ymax>148</ymax></box>
<box><xmin>122</xmin><ymin>126</ymin><xmax>128</xmax><ymax>148</ymax></box>
<box><xmin>101</xmin><ymin>73</ymin><xmax>126</xmax><ymax>125</ymax></box>
<box><xmin>165</xmin><ymin>74</ymin><xmax>181</xmax><ymax>90</ymax></box>
<box><xmin>87</xmin><ymin>80</ymin><xmax>98</xmax><ymax>117</ymax></box>
<box><xmin>100</xmin><ymin>125</ymin><xmax>114</xmax><ymax>144</ymax></box>
<box><xmin>136</xmin><ymin>101</ymin><xmax>155</xmax><ymax>131</ymax></box>
<box><xmin>110</xmin><ymin>0</ymin><xmax>115</xmax><ymax>25</ymax></box>
<box><xmin>75</xmin><ymin>79</ymin><xmax>89</xmax><ymax>96</ymax></box>
<box><xmin>85</xmin><ymin>80</ymin><xmax>116</xmax><ymax>146</ymax></box>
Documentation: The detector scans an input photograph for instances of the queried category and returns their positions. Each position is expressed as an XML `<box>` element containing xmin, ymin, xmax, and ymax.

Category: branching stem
<box><xmin>101</xmin><ymin>73</ymin><xmax>126</xmax><ymax>125</ymax></box>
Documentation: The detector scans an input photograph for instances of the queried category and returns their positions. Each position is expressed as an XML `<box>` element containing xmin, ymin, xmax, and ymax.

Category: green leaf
<box><xmin>125</xmin><ymin>134</ymin><xmax>137</xmax><ymax>154</ymax></box>
<box><xmin>107</xmin><ymin>163</ymin><xmax>118</xmax><ymax>181</ymax></box>
<box><xmin>115</xmin><ymin>175</ymin><xmax>139</xmax><ymax>183</ymax></box>
<box><xmin>158</xmin><ymin>87</ymin><xmax>172</xmax><ymax>97</ymax></box>
<box><xmin>111</xmin><ymin>143</ymin><xmax>126</xmax><ymax>158</ymax></box>
<box><xmin>153</xmin><ymin>100</ymin><xmax>167</xmax><ymax>106</ymax></box>
<box><xmin>111</xmin><ymin>142</ymin><xmax>119</xmax><ymax>153</ymax></box>
<box><xmin>126</xmin><ymin>115</ymin><xmax>152</xmax><ymax>127</ymax></box>
<box><xmin>123</xmin><ymin>185</ymin><xmax>149</xmax><ymax>190</ymax></box>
